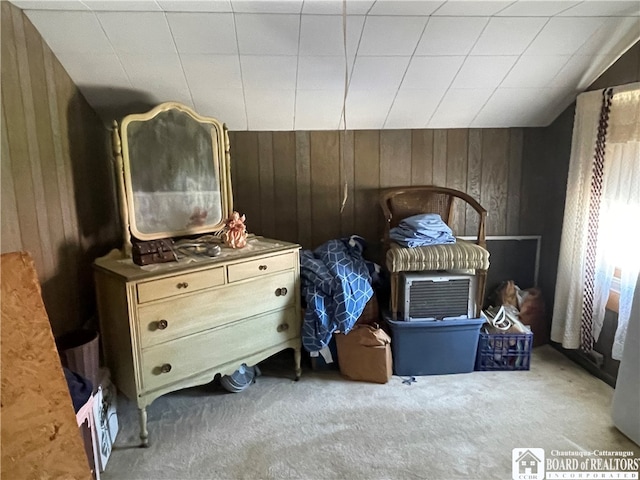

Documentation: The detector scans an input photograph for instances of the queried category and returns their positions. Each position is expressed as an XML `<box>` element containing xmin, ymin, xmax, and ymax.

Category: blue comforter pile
<box><xmin>300</xmin><ymin>236</ymin><xmax>373</xmax><ymax>352</ymax></box>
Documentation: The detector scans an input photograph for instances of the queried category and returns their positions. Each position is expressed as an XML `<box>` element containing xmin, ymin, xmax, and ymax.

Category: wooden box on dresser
<box><xmin>93</xmin><ymin>236</ymin><xmax>302</xmax><ymax>446</ymax></box>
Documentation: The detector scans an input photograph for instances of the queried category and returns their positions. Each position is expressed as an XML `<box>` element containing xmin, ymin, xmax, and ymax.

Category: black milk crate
<box><xmin>475</xmin><ymin>331</ymin><xmax>533</xmax><ymax>371</ymax></box>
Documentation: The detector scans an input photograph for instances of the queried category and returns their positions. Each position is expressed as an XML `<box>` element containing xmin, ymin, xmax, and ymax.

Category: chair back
<box><xmin>379</xmin><ymin>186</ymin><xmax>487</xmax><ymax>248</ymax></box>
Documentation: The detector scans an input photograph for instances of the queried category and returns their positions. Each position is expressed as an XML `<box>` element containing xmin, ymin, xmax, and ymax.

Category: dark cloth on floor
<box><xmin>63</xmin><ymin>367</ymin><xmax>92</xmax><ymax>413</ymax></box>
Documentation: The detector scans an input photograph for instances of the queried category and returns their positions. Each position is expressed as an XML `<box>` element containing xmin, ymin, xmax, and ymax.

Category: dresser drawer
<box><xmin>137</xmin><ymin>270</ymin><xmax>296</xmax><ymax>348</ymax></box>
<box><xmin>136</xmin><ymin>267</ymin><xmax>225</xmax><ymax>304</ymax></box>
<box><xmin>227</xmin><ymin>252</ymin><xmax>296</xmax><ymax>283</ymax></box>
<box><xmin>140</xmin><ymin>307</ymin><xmax>299</xmax><ymax>392</ymax></box>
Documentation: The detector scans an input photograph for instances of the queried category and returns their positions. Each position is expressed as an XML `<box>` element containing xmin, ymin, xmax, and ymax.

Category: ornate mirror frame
<box><xmin>112</xmin><ymin>102</ymin><xmax>233</xmax><ymax>255</ymax></box>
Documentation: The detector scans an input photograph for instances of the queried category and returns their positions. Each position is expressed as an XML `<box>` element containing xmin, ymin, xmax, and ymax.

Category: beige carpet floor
<box><xmin>102</xmin><ymin>345</ymin><xmax>639</xmax><ymax>480</ymax></box>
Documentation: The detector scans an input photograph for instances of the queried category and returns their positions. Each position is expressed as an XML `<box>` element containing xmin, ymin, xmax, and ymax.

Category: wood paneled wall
<box><xmin>13</xmin><ymin>0</ymin><xmax>632</xmax><ymax>338</ymax></box>
<box><xmin>1</xmin><ymin>3</ymin><xmax>120</xmax><ymax>336</ymax></box>
<box><xmin>229</xmin><ymin>128</ymin><xmax>524</xmax><ymax>260</ymax></box>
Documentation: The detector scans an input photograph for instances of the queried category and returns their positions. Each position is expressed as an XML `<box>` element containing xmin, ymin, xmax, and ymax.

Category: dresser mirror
<box><xmin>112</xmin><ymin>102</ymin><xmax>233</xmax><ymax>252</ymax></box>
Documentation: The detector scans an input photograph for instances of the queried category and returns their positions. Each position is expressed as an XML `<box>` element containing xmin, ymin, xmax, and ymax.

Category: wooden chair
<box><xmin>380</xmin><ymin>186</ymin><xmax>490</xmax><ymax>319</ymax></box>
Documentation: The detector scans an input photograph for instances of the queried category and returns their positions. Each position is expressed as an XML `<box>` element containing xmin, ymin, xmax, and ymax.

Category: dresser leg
<box><xmin>139</xmin><ymin>407</ymin><xmax>149</xmax><ymax>447</ymax></box>
<box><xmin>294</xmin><ymin>347</ymin><xmax>302</xmax><ymax>381</ymax></box>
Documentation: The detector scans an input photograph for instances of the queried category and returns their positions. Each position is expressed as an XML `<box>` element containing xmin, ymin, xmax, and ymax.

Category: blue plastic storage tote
<box><xmin>387</xmin><ymin>317</ymin><xmax>484</xmax><ymax>376</ymax></box>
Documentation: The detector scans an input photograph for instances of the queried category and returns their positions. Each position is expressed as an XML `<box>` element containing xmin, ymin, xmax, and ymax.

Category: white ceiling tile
<box><xmin>538</xmin><ymin>90</ymin><xmax>571</xmax><ymax>124</ymax></box>
<box><xmin>122</xmin><ymin>88</ymin><xmax>192</xmax><ymax>107</ymax></box>
<box><xmin>231</xmin><ymin>0</ymin><xmax>302</xmax><ymax>14</ymax></box>
<box><xmin>358</xmin><ymin>16</ymin><xmax>428</xmax><ymax>56</ymax></box>
<box><xmin>16</xmin><ymin>0</ymin><xmax>640</xmax><ymax>131</ymax></box>
<box><xmin>415</xmin><ymin>17</ymin><xmax>488</xmax><ymax>55</ymax></box>
<box><xmin>55</xmin><ymin>52</ymin><xmax>131</xmax><ymax>88</ymax></box>
<box><xmin>348</xmin><ymin>0</ymin><xmax>375</xmax><ymax>15</ymax></box>
<box><xmin>501</xmin><ymin>55</ymin><xmax>571</xmax><ymax>88</ymax></box>
<box><xmin>525</xmin><ymin>17</ymin><xmax>607</xmax><ymax>55</ymax></box>
<box><xmin>78</xmin><ymin>86</ymin><xmax>156</xmax><ymax>124</ymax></box>
<box><xmin>550</xmin><ymin>54</ymin><xmax>608</xmax><ymax>89</ymax></box>
<box><xmin>24</xmin><ymin>11</ymin><xmax>113</xmax><ymax>53</ymax></box>
<box><xmin>158</xmin><ymin>0</ymin><xmax>233</xmax><ymax>12</ymax></box>
<box><xmin>384</xmin><ymin>88</ymin><xmax>446</xmax><ymax>128</ymax></box>
<box><xmin>345</xmin><ymin>90</ymin><xmax>396</xmax><ymax>129</ymax></box>
<box><xmin>473</xmin><ymin>87</ymin><xmax>569</xmax><ymax>127</ymax></box>
<box><xmin>240</xmin><ymin>55</ymin><xmax>297</xmax><ymax>89</ymax></box>
<box><xmin>119</xmin><ymin>53</ymin><xmax>191</xmax><ymax>103</ymax></box>
<box><xmin>244</xmin><ymin>89</ymin><xmax>295</xmax><ymax>130</ymax></box>
<box><xmin>299</xmin><ymin>15</ymin><xmax>364</xmax><ymax>57</ymax></box>
<box><xmin>349</xmin><ymin>56</ymin><xmax>410</xmax><ymax>91</ymax></box>
<box><xmin>576</xmin><ymin>16</ymin><xmax>640</xmax><ymax>57</ymax></box>
<box><xmin>297</xmin><ymin>56</ymin><xmax>349</xmax><ymax>90</ymax></box>
<box><xmin>559</xmin><ymin>1</ymin><xmax>640</xmax><ymax>17</ymax></box>
<box><xmin>473</xmin><ymin>88</ymin><xmax>547</xmax><ymax>127</ymax></box>
<box><xmin>429</xmin><ymin>88</ymin><xmax>494</xmax><ymax>128</ymax></box>
<box><xmin>402</xmin><ymin>56</ymin><xmax>464</xmax><ymax>89</ymax></box>
<box><xmin>537</xmin><ymin>89</ymin><xmax>578</xmax><ymax>125</ymax></box>
<box><xmin>235</xmin><ymin>13</ymin><xmax>300</xmax><ymax>55</ymax></box>
<box><xmin>143</xmin><ymin>89</ymin><xmax>193</xmax><ymax>106</ymax></box>
<box><xmin>193</xmin><ymin>89</ymin><xmax>246</xmax><ymax>129</ymax></box>
<box><xmin>368</xmin><ymin>0</ymin><xmax>444</xmax><ymax>16</ymax></box>
<box><xmin>118</xmin><ymin>52</ymin><xmax>183</xmax><ymax>78</ymax></box>
<box><xmin>182</xmin><ymin>54</ymin><xmax>242</xmax><ymax>90</ymax></box>
<box><xmin>452</xmin><ymin>56</ymin><xmax>518</xmax><ymax>89</ymax></box>
<box><xmin>556</xmin><ymin>17</ymin><xmax>639</xmax><ymax>89</ymax></box>
<box><xmin>301</xmin><ymin>0</ymin><xmax>342</xmax><ymax>15</ymax></box>
<box><xmin>471</xmin><ymin>17</ymin><xmax>547</xmax><ymax>55</ymax></box>
<box><xmin>76</xmin><ymin>92</ymin><xmax>129</xmax><ymax>124</ymax></box>
<box><xmin>98</xmin><ymin>11</ymin><xmax>176</xmax><ymax>54</ymax></box>
<box><xmin>295</xmin><ymin>90</ymin><xmax>343</xmax><ymax>130</ymax></box>
<box><xmin>301</xmin><ymin>0</ymin><xmax>374</xmax><ymax>15</ymax></box>
<box><xmin>496</xmin><ymin>1</ymin><xmax>580</xmax><ymax>17</ymax></box>
<box><xmin>167</xmin><ymin>13</ymin><xmax>237</xmax><ymax>54</ymax></box>
<box><xmin>300</xmin><ymin>16</ymin><xmax>337</xmax><ymax>56</ymax></box>
<box><xmin>433</xmin><ymin>1</ymin><xmax>512</xmax><ymax>16</ymax></box>
<box><xmin>83</xmin><ymin>1</ymin><xmax>161</xmax><ymax>11</ymax></box>
<box><xmin>11</xmin><ymin>0</ymin><xmax>88</xmax><ymax>9</ymax></box>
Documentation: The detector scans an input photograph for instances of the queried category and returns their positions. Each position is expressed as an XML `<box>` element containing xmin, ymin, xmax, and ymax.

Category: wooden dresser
<box><xmin>93</xmin><ymin>236</ymin><xmax>301</xmax><ymax>446</ymax></box>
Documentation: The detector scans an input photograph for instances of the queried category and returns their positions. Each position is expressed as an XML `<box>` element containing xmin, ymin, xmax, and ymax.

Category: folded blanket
<box><xmin>390</xmin><ymin>213</ymin><xmax>456</xmax><ymax>247</ymax></box>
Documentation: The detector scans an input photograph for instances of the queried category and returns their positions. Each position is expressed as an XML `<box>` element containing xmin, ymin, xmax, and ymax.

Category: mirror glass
<box><xmin>119</xmin><ymin>103</ymin><xmax>232</xmax><ymax>241</ymax></box>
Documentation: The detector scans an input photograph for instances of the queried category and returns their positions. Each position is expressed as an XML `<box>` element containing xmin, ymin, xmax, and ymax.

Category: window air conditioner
<box><xmin>399</xmin><ymin>272</ymin><xmax>477</xmax><ymax>321</ymax></box>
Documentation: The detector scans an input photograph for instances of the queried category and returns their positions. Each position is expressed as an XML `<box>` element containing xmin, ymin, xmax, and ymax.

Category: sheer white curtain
<box><xmin>595</xmin><ymin>88</ymin><xmax>640</xmax><ymax>358</ymax></box>
<box><xmin>552</xmin><ymin>84</ymin><xmax>640</xmax><ymax>360</ymax></box>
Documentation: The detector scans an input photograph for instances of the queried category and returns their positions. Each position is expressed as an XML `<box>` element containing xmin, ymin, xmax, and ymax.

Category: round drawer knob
<box><xmin>275</xmin><ymin>287</ymin><xmax>288</xmax><ymax>297</ymax></box>
<box><xmin>160</xmin><ymin>363</ymin><xmax>172</xmax><ymax>374</ymax></box>
<box><xmin>176</xmin><ymin>282</ymin><xmax>189</xmax><ymax>289</ymax></box>
<box><xmin>277</xmin><ymin>323</ymin><xmax>289</xmax><ymax>332</ymax></box>
<box><xmin>258</xmin><ymin>265</ymin><xmax>268</xmax><ymax>271</ymax></box>
<box><xmin>157</xmin><ymin>319</ymin><xmax>168</xmax><ymax>330</ymax></box>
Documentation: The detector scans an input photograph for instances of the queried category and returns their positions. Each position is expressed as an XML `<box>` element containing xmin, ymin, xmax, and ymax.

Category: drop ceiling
<box><xmin>10</xmin><ymin>0</ymin><xmax>640</xmax><ymax>130</ymax></box>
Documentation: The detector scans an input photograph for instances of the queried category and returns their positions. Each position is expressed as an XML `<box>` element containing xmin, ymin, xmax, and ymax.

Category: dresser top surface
<box><xmin>94</xmin><ymin>236</ymin><xmax>300</xmax><ymax>281</ymax></box>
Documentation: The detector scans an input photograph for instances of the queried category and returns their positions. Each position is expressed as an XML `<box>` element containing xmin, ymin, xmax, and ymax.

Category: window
<box><xmin>607</xmin><ymin>268</ymin><xmax>621</xmax><ymax>313</ymax></box>
<box><xmin>552</xmin><ymin>84</ymin><xmax>640</xmax><ymax>360</ymax></box>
